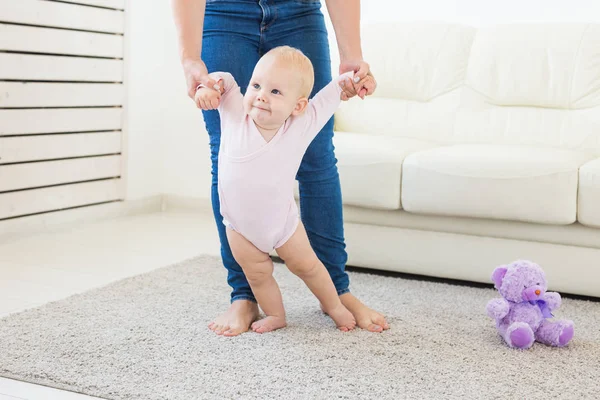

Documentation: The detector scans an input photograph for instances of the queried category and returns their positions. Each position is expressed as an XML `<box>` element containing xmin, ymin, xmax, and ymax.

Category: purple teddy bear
<box><xmin>486</xmin><ymin>260</ymin><xmax>574</xmax><ymax>349</ymax></box>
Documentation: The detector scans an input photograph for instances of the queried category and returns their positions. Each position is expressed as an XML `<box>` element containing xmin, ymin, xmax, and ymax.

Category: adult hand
<box><xmin>182</xmin><ymin>58</ymin><xmax>221</xmax><ymax>104</ymax></box>
<box><xmin>338</xmin><ymin>60</ymin><xmax>377</xmax><ymax>101</ymax></box>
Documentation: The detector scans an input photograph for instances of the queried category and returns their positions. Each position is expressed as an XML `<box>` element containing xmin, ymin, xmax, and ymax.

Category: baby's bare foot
<box><xmin>251</xmin><ymin>316</ymin><xmax>287</xmax><ymax>334</ymax></box>
<box><xmin>325</xmin><ymin>303</ymin><xmax>356</xmax><ymax>332</ymax></box>
<box><xmin>208</xmin><ymin>300</ymin><xmax>259</xmax><ymax>337</ymax></box>
<box><xmin>340</xmin><ymin>293</ymin><xmax>390</xmax><ymax>333</ymax></box>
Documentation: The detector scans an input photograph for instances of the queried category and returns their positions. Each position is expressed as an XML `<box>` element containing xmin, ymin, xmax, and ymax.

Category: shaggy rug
<box><xmin>0</xmin><ymin>255</ymin><xmax>599</xmax><ymax>399</ymax></box>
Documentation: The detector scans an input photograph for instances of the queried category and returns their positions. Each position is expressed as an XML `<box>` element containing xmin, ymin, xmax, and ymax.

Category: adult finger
<box><xmin>352</xmin><ymin>61</ymin><xmax>370</xmax><ymax>83</ymax></box>
<box><xmin>188</xmin><ymin>76</ymin><xmax>219</xmax><ymax>99</ymax></box>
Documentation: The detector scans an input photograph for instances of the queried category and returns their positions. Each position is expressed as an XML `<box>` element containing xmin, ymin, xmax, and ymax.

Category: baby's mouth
<box><xmin>253</xmin><ymin>105</ymin><xmax>270</xmax><ymax>112</ymax></box>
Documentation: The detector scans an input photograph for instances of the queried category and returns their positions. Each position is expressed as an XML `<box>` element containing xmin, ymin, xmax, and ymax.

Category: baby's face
<box><xmin>243</xmin><ymin>56</ymin><xmax>307</xmax><ymax>130</ymax></box>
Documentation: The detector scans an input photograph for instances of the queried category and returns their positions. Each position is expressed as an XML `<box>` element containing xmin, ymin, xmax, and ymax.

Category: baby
<box><xmin>195</xmin><ymin>46</ymin><xmax>369</xmax><ymax>333</ymax></box>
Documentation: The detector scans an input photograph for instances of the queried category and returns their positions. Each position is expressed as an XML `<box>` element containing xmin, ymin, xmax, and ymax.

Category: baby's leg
<box><xmin>276</xmin><ymin>222</ymin><xmax>356</xmax><ymax>331</ymax></box>
<box><xmin>226</xmin><ymin>227</ymin><xmax>286</xmax><ymax>333</ymax></box>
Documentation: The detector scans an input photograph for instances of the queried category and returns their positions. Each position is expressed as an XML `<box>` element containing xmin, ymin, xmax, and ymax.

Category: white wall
<box><xmin>125</xmin><ymin>0</ymin><xmax>208</xmax><ymax>200</ymax></box>
<box><xmin>124</xmin><ymin>0</ymin><xmax>163</xmax><ymax>200</ymax></box>
<box><xmin>360</xmin><ymin>0</ymin><xmax>600</xmax><ymax>26</ymax></box>
<box><xmin>125</xmin><ymin>0</ymin><xmax>600</xmax><ymax>201</ymax></box>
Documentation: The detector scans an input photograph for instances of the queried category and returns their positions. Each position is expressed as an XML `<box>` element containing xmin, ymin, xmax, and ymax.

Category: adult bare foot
<box><xmin>325</xmin><ymin>303</ymin><xmax>356</xmax><ymax>332</ymax></box>
<box><xmin>251</xmin><ymin>316</ymin><xmax>287</xmax><ymax>334</ymax></box>
<box><xmin>208</xmin><ymin>300</ymin><xmax>259</xmax><ymax>337</ymax></box>
<box><xmin>338</xmin><ymin>293</ymin><xmax>390</xmax><ymax>333</ymax></box>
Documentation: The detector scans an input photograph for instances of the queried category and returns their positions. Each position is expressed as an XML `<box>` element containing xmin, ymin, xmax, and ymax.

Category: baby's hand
<box><xmin>194</xmin><ymin>86</ymin><xmax>221</xmax><ymax>110</ymax></box>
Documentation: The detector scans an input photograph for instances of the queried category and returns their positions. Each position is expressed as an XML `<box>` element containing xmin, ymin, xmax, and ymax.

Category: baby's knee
<box><xmin>288</xmin><ymin>257</ymin><xmax>320</xmax><ymax>279</ymax></box>
<box><xmin>244</xmin><ymin>264</ymin><xmax>273</xmax><ymax>286</ymax></box>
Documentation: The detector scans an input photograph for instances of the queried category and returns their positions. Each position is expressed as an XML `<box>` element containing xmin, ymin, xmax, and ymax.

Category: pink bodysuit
<box><xmin>212</xmin><ymin>71</ymin><xmax>350</xmax><ymax>253</ymax></box>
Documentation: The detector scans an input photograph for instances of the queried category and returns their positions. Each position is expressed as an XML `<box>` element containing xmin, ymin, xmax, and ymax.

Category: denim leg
<box><xmin>202</xmin><ymin>1</ymin><xmax>262</xmax><ymax>303</ymax></box>
<box><xmin>296</xmin><ymin>126</ymin><xmax>350</xmax><ymax>295</ymax></box>
<box><xmin>262</xmin><ymin>1</ymin><xmax>350</xmax><ymax>294</ymax></box>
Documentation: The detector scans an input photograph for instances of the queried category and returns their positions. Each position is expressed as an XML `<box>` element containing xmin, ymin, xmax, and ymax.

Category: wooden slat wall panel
<box><xmin>0</xmin><ymin>179</ymin><xmax>122</xmax><ymax>219</ymax></box>
<box><xmin>0</xmin><ymin>132</ymin><xmax>122</xmax><ymax>164</ymax></box>
<box><xmin>0</xmin><ymin>108</ymin><xmax>122</xmax><ymax>135</ymax></box>
<box><xmin>0</xmin><ymin>53</ymin><xmax>123</xmax><ymax>81</ymax></box>
<box><xmin>0</xmin><ymin>0</ymin><xmax>125</xmax><ymax>33</ymax></box>
<box><xmin>0</xmin><ymin>83</ymin><xmax>124</xmax><ymax>108</ymax></box>
<box><xmin>0</xmin><ymin>0</ymin><xmax>127</xmax><ymax>220</ymax></box>
<box><xmin>56</xmin><ymin>0</ymin><xmax>125</xmax><ymax>10</ymax></box>
<box><xmin>0</xmin><ymin>155</ymin><xmax>121</xmax><ymax>192</ymax></box>
<box><xmin>0</xmin><ymin>24</ymin><xmax>124</xmax><ymax>58</ymax></box>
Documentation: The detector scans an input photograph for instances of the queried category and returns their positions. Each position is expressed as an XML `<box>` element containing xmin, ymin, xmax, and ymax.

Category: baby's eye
<box><xmin>252</xmin><ymin>83</ymin><xmax>260</xmax><ymax>89</ymax></box>
<box><xmin>271</xmin><ymin>89</ymin><xmax>281</xmax><ymax>95</ymax></box>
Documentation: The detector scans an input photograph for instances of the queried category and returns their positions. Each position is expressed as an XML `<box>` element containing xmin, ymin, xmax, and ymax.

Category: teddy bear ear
<box><xmin>491</xmin><ymin>265</ymin><xmax>508</xmax><ymax>289</ymax></box>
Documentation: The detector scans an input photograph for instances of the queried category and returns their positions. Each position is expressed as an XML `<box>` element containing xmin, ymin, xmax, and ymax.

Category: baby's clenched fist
<box><xmin>194</xmin><ymin>86</ymin><xmax>221</xmax><ymax>110</ymax></box>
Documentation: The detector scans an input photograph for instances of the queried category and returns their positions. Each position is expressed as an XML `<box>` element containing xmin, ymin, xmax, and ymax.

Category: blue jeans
<box><xmin>201</xmin><ymin>0</ymin><xmax>350</xmax><ymax>302</ymax></box>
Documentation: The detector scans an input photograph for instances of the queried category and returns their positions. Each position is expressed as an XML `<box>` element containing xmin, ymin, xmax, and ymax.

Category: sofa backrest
<box><xmin>333</xmin><ymin>22</ymin><xmax>476</xmax><ymax>143</ymax></box>
<box><xmin>455</xmin><ymin>23</ymin><xmax>600</xmax><ymax>155</ymax></box>
<box><xmin>334</xmin><ymin>22</ymin><xmax>600</xmax><ymax>155</ymax></box>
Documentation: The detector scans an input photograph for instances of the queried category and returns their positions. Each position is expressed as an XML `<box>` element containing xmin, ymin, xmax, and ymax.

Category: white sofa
<box><xmin>331</xmin><ymin>23</ymin><xmax>600</xmax><ymax>297</ymax></box>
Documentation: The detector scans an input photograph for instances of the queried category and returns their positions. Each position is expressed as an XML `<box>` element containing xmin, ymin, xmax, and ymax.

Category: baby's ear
<box><xmin>291</xmin><ymin>97</ymin><xmax>309</xmax><ymax>116</ymax></box>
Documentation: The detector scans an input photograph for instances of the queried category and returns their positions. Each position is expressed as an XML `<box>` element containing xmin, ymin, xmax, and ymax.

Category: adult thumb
<box><xmin>199</xmin><ymin>76</ymin><xmax>220</xmax><ymax>92</ymax></box>
<box><xmin>352</xmin><ymin>62</ymin><xmax>369</xmax><ymax>83</ymax></box>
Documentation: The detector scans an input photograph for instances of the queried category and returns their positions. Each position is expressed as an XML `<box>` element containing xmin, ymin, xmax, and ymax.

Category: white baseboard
<box><xmin>0</xmin><ymin>194</ymin><xmax>215</xmax><ymax>244</ymax></box>
<box><xmin>0</xmin><ymin>196</ymin><xmax>162</xmax><ymax>244</ymax></box>
<box><xmin>161</xmin><ymin>194</ymin><xmax>212</xmax><ymax>213</ymax></box>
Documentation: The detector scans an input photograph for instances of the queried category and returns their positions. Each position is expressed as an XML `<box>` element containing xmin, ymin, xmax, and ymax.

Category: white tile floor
<box><xmin>0</xmin><ymin>209</ymin><xmax>221</xmax><ymax>400</ymax></box>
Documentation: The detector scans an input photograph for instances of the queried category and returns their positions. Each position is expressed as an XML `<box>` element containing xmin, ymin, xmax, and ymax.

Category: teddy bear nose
<box><xmin>535</xmin><ymin>289</ymin><xmax>540</xmax><ymax>295</ymax></box>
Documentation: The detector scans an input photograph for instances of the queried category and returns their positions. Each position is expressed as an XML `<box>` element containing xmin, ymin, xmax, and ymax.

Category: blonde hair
<box><xmin>264</xmin><ymin>46</ymin><xmax>314</xmax><ymax>98</ymax></box>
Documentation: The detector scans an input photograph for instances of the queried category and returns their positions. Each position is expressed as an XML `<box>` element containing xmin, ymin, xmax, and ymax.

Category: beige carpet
<box><xmin>0</xmin><ymin>255</ymin><xmax>599</xmax><ymax>400</ymax></box>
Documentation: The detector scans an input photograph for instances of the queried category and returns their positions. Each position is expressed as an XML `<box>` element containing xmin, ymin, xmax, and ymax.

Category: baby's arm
<box><xmin>299</xmin><ymin>71</ymin><xmax>354</xmax><ymax>143</ymax></box>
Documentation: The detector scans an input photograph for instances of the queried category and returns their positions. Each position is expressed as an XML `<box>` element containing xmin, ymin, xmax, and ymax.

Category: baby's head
<box><xmin>243</xmin><ymin>46</ymin><xmax>314</xmax><ymax>130</ymax></box>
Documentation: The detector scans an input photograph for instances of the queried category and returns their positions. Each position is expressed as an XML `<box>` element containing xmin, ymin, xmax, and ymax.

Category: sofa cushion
<box><xmin>333</xmin><ymin>132</ymin><xmax>436</xmax><ymax>210</ymax></box>
<box><xmin>466</xmin><ymin>24</ymin><xmax>600</xmax><ymax>109</ymax></box>
<box><xmin>334</xmin><ymin>94</ymin><xmax>461</xmax><ymax>144</ymax></box>
<box><xmin>401</xmin><ymin>144</ymin><xmax>595</xmax><ymax>224</ymax></box>
<box><xmin>453</xmin><ymin>24</ymin><xmax>600</xmax><ymax>156</ymax></box>
<box><xmin>578</xmin><ymin>158</ymin><xmax>600</xmax><ymax>228</ymax></box>
<box><xmin>330</xmin><ymin>22</ymin><xmax>475</xmax><ymax>143</ymax></box>
<box><xmin>358</xmin><ymin>22</ymin><xmax>476</xmax><ymax>102</ymax></box>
